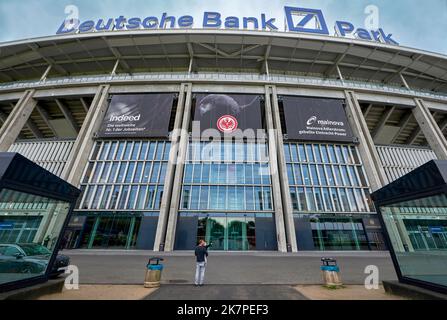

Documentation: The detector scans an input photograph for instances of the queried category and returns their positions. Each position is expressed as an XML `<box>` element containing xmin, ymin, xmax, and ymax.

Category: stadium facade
<box><xmin>1</xmin><ymin>21</ymin><xmax>447</xmax><ymax>252</ymax></box>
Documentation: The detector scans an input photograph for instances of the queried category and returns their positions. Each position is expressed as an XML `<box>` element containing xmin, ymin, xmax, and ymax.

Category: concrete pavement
<box><xmin>63</xmin><ymin>250</ymin><xmax>398</xmax><ymax>285</ymax></box>
<box><xmin>146</xmin><ymin>285</ymin><xmax>308</xmax><ymax>300</ymax></box>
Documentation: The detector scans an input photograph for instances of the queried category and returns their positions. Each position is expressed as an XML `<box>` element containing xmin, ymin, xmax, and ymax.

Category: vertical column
<box><xmin>0</xmin><ymin>90</ymin><xmax>37</xmax><ymax>151</ymax></box>
<box><xmin>269</xmin><ymin>86</ymin><xmax>298</xmax><ymax>252</ymax></box>
<box><xmin>41</xmin><ymin>202</ymin><xmax>71</xmax><ymax>249</ymax></box>
<box><xmin>153</xmin><ymin>83</ymin><xmax>189</xmax><ymax>251</ymax></box>
<box><xmin>62</xmin><ymin>85</ymin><xmax>110</xmax><ymax>186</ymax></box>
<box><xmin>265</xmin><ymin>85</ymin><xmax>287</xmax><ymax>252</ymax></box>
<box><xmin>164</xmin><ymin>84</ymin><xmax>193</xmax><ymax>251</ymax></box>
<box><xmin>33</xmin><ymin>204</ymin><xmax>57</xmax><ymax>244</ymax></box>
<box><xmin>344</xmin><ymin>90</ymin><xmax>388</xmax><ymax>191</ymax></box>
<box><xmin>412</xmin><ymin>98</ymin><xmax>447</xmax><ymax>160</ymax></box>
<box><xmin>395</xmin><ymin>217</ymin><xmax>415</xmax><ymax>252</ymax></box>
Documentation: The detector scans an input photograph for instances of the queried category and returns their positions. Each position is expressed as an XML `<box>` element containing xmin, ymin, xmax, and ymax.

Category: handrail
<box><xmin>0</xmin><ymin>72</ymin><xmax>446</xmax><ymax>101</ymax></box>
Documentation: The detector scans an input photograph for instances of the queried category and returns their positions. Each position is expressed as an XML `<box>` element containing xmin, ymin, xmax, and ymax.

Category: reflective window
<box><xmin>79</xmin><ymin>140</ymin><xmax>170</xmax><ymax>211</ymax></box>
<box><xmin>285</xmin><ymin>143</ymin><xmax>373</xmax><ymax>214</ymax></box>
<box><xmin>180</xmin><ymin>142</ymin><xmax>274</xmax><ymax>213</ymax></box>
<box><xmin>310</xmin><ymin>217</ymin><xmax>369</xmax><ymax>251</ymax></box>
<box><xmin>0</xmin><ymin>189</ymin><xmax>71</xmax><ymax>286</ymax></box>
<box><xmin>380</xmin><ymin>194</ymin><xmax>447</xmax><ymax>287</ymax></box>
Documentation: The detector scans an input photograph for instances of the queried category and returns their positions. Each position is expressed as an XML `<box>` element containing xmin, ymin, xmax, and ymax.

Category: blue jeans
<box><xmin>195</xmin><ymin>262</ymin><xmax>206</xmax><ymax>285</ymax></box>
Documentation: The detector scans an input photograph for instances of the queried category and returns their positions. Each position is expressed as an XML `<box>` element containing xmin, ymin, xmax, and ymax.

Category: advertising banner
<box><xmin>98</xmin><ymin>93</ymin><xmax>174</xmax><ymax>138</ymax></box>
<box><xmin>192</xmin><ymin>94</ymin><xmax>263</xmax><ymax>137</ymax></box>
<box><xmin>282</xmin><ymin>96</ymin><xmax>354</xmax><ymax>142</ymax></box>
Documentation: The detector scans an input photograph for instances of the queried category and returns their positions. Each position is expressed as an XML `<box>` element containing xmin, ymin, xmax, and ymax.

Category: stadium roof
<box><xmin>0</xmin><ymin>29</ymin><xmax>446</xmax><ymax>94</ymax></box>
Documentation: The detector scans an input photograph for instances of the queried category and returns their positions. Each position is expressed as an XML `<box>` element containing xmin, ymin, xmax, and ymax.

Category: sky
<box><xmin>0</xmin><ymin>0</ymin><xmax>446</xmax><ymax>54</ymax></box>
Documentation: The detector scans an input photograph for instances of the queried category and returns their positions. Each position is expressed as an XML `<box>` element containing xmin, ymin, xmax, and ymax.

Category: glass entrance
<box><xmin>198</xmin><ymin>215</ymin><xmax>256</xmax><ymax>251</ymax></box>
<box><xmin>77</xmin><ymin>215</ymin><xmax>141</xmax><ymax>249</ymax></box>
<box><xmin>204</xmin><ymin>217</ymin><xmax>226</xmax><ymax>250</ymax></box>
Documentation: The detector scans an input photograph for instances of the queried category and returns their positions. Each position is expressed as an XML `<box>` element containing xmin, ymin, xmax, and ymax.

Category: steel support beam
<box><xmin>56</xmin><ymin>98</ymin><xmax>80</xmax><ymax>133</ymax></box>
<box><xmin>164</xmin><ymin>84</ymin><xmax>193</xmax><ymax>251</ymax></box>
<box><xmin>62</xmin><ymin>85</ymin><xmax>110</xmax><ymax>185</ymax></box>
<box><xmin>80</xmin><ymin>98</ymin><xmax>90</xmax><ymax>113</ymax></box>
<box><xmin>270</xmin><ymin>85</ymin><xmax>297</xmax><ymax>252</ymax></box>
<box><xmin>26</xmin><ymin>118</ymin><xmax>44</xmax><ymax>139</ymax></box>
<box><xmin>6</xmin><ymin>102</ymin><xmax>42</xmax><ymax>138</ymax></box>
<box><xmin>36</xmin><ymin>105</ymin><xmax>57</xmax><ymax>136</ymax></box>
<box><xmin>40</xmin><ymin>65</ymin><xmax>52</xmax><ymax>82</ymax></box>
<box><xmin>372</xmin><ymin>106</ymin><xmax>396</xmax><ymax>141</ymax></box>
<box><xmin>363</xmin><ymin>104</ymin><xmax>374</xmax><ymax>118</ymax></box>
<box><xmin>0</xmin><ymin>90</ymin><xmax>37</xmax><ymax>151</ymax></box>
<box><xmin>344</xmin><ymin>90</ymin><xmax>388</xmax><ymax>191</ymax></box>
<box><xmin>391</xmin><ymin>111</ymin><xmax>413</xmax><ymax>143</ymax></box>
<box><xmin>154</xmin><ymin>83</ymin><xmax>189</xmax><ymax>251</ymax></box>
<box><xmin>412</xmin><ymin>98</ymin><xmax>447</xmax><ymax>159</ymax></box>
<box><xmin>265</xmin><ymin>85</ymin><xmax>288</xmax><ymax>252</ymax></box>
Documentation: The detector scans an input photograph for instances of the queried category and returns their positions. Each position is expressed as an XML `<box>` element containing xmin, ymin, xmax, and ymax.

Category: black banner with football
<box><xmin>282</xmin><ymin>96</ymin><xmax>354</xmax><ymax>142</ymax></box>
<box><xmin>98</xmin><ymin>93</ymin><xmax>174</xmax><ymax>138</ymax></box>
<box><xmin>192</xmin><ymin>94</ymin><xmax>263</xmax><ymax>138</ymax></box>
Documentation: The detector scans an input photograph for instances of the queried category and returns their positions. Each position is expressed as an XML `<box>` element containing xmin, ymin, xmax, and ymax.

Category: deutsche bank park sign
<box><xmin>57</xmin><ymin>6</ymin><xmax>399</xmax><ymax>46</ymax></box>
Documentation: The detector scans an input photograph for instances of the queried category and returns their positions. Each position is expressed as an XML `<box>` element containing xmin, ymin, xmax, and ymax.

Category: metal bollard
<box><xmin>321</xmin><ymin>258</ymin><xmax>343</xmax><ymax>287</ymax></box>
<box><xmin>144</xmin><ymin>257</ymin><xmax>164</xmax><ymax>288</ymax></box>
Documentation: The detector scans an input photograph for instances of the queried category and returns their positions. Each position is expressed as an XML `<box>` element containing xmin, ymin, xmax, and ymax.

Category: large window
<box><xmin>284</xmin><ymin>143</ymin><xmax>374</xmax><ymax>214</ymax></box>
<box><xmin>78</xmin><ymin>140</ymin><xmax>170</xmax><ymax>211</ymax></box>
<box><xmin>310</xmin><ymin>217</ymin><xmax>370</xmax><ymax>250</ymax></box>
<box><xmin>76</xmin><ymin>214</ymin><xmax>142</xmax><ymax>249</ymax></box>
<box><xmin>180</xmin><ymin>141</ymin><xmax>273</xmax><ymax>213</ymax></box>
<box><xmin>177</xmin><ymin>141</ymin><xmax>275</xmax><ymax>251</ymax></box>
<box><xmin>380</xmin><ymin>194</ymin><xmax>447</xmax><ymax>287</ymax></box>
<box><xmin>196</xmin><ymin>213</ymin><xmax>257</xmax><ymax>251</ymax></box>
<box><xmin>0</xmin><ymin>189</ymin><xmax>70</xmax><ymax>285</ymax></box>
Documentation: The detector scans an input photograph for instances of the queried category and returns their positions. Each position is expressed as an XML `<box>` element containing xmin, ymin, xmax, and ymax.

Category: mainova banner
<box><xmin>282</xmin><ymin>96</ymin><xmax>354</xmax><ymax>142</ymax></box>
<box><xmin>98</xmin><ymin>93</ymin><xmax>174</xmax><ymax>138</ymax></box>
<box><xmin>192</xmin><ymin>94</ymin><xmax>263</xmax><ymax>138</ymax></box>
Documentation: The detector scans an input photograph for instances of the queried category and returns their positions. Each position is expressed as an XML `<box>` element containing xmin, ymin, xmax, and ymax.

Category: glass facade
<box><xmin>310</xmin><ymin>217</ymin><xmax>369</xmax><ymax>250</ymax></box>
<box><xmin>60</xmin><ymin>95</ymin><xmax>389</xmax><ymax>253</ymax></box>
<box><xmin>176</xmin><ymin>141</ymin><xmax>276</xmax><ymax>251</ymax></box>
<box><xmin>380</xmin><ymin>194</ymin><xmax>447</xmax><ymax>287</ymax></box>
<box><xmin>284</xmin><ymin>142</ymin><xmax>377</xmax><ymax>250</ymax></box>
<box><xmin>79</xmin><ymin>140</ymin><xmax>170</xmax><ymax>211</ymax></box>
<box><xmin>0</xmin><ymin>189</ymin><xmax>71</xmax><ymax>286</ymax></box>
<box><xmin>76</xmin><ymin>214</ymin><xmax>141</xmax><ymax>249</ymax></box>
<box><xmin>69</xmin><ymin>140</ymin><xmax>170</xmax><ymax>249</ymax></box>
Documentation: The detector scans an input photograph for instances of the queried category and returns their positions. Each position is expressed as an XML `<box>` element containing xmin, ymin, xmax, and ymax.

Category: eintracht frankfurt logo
<box><xmin>217</xmin><ymin>115</ymin><xmax>238</xmax><ymax>133</ymax></box>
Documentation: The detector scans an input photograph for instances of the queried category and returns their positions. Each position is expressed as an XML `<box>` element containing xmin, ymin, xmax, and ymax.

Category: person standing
<box><xmin>194</xmin><ymin>239</ymin><xmax>208</xmax><ymax>287</ymax></box>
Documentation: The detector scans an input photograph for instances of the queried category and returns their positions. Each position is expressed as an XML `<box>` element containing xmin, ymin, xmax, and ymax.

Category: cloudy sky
<box><xmin>0</xmin><ymin>0</ymin><xmax>446</xmax><ymax>54</ymax></box>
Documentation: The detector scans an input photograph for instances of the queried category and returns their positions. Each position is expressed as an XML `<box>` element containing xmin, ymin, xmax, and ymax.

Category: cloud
<box><xmin>0</xmin><ymin>0</ymin><xmax>445</xmax><ymax>54</ymax></box>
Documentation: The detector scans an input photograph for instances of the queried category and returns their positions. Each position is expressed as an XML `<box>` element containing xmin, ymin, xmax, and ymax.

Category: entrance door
<box><xmin>204</xmin><ymin>217</ymin><xmax>226</xmax><ymax>251</ymax></box>
<box><xmin>199</xmin><ymin>215</ymin><xmax>256</xmax><ymax>251</ymax></box>
<box><xmin>227</xmin><ymin>217</ymin><xmax>245</xmax><ymax>251</ymax></box>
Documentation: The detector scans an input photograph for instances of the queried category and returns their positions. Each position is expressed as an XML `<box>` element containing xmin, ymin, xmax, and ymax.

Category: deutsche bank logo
<box><xmin>285</xmin><ymin>6</ymin><xmax>329</xmax><ymax>35</ymax></box>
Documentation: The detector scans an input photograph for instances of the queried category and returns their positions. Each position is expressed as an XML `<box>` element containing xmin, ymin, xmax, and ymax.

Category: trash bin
<box><xmin>144</xmin><ymin>257</ymin><xmax>164</xmax><ymax>288</ymax></box>
<box><xmin>321</xmin><ymin>258</ymin><xmax>343</xmax><ymax>287</ymax></box>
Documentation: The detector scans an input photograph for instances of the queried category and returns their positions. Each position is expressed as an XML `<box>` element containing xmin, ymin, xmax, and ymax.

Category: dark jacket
<box><xmin>195</xmin><ymin>245</ymin><xmax>208</xmax><ymax>263</ymax></box>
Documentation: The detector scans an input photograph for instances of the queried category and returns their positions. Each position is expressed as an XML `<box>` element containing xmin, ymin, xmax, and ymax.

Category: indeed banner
<box><xmin>98</xmin><ymin>93</ymin><xmax>174</xmax><ymax>138</ymax></box>
<box><xmin>282</xmin><ymin>96</ymin><xmax>354</xmax><ymax>143</ymax></box>
<box><xmin>57</xmin><ymin>6</ymin><xmax>398</xmax><ymax>46</ymax></box>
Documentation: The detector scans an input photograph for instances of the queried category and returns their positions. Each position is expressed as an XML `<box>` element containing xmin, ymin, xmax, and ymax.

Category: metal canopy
<box><xmin>0</xmin><ymin>152</ymin><xmax>80</xmax><ymax>202</ymax></box>
<box><xmin>1</xmin><ymin>29</ymin><xmax>447</xmax><ymax>94</ymax></box>
<box><xmin>371</xmin><ymin>159</ymin><xmax>447</xmax><ymax>207</ymax></box>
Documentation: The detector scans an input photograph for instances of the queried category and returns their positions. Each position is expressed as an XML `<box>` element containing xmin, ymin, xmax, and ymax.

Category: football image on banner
<box><xmin>98</xmin><ymin>93</ymin><xmax>174</xmax><ymax>138</ymax></box>
<box><xmin>282</xmin><ymin>96</ymin><xmax>354</xmax><ymax>142</ymax></box>
<box><xmin>193</xmin><ymin>94</ymin><xmax>263</xmax><ymax>137</ymax></box>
